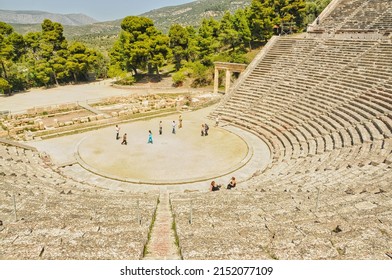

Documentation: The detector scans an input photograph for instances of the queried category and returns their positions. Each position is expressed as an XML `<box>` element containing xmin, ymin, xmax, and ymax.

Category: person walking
<box><xmin>201</xmin><ymin>124</ymin><xmax>205</xmax><ymax>136</ymax></box>
<box><xmin>179</xmin><ymin>115</ymin><xmax>183</xmax><ymax>129</ymax></box>
<box><xmin>215</xmin><ymin>115</ymin><xmax>220</xmax><ymax>127</ymax></box>
<box><xmin>159</xmin><ymin>121</ymin><xmax>163</xmax><ymax>135</ymax></box>
<box><xmin>121</xmin><ymin>133</ymin><xmax>127</xmax><ymax>145</ymax></box>
<box><xmin>204</xmin><ymin>123</ymin><xmax>209</xmax><ymax>136</ymax></box>
<box><xmin>172</xmin><ymin>121</ymin><xmax>176</xmax><ymax>134</ymax></box>
<box><xmin>148</xmin><ymin>130</ymin><xmax>153</xmax><ymax>144</ymax></box>
<box><xmin>115</xmin><ymin>125</ymin><xmax>120</xmax><ymax>140</ymax></box>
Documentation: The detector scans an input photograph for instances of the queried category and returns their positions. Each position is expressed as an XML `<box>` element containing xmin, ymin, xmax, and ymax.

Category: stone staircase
<box><xmin>143</xmin><ymin>190</ymin><xmax>182</xmax><ymax>260</ymax></box>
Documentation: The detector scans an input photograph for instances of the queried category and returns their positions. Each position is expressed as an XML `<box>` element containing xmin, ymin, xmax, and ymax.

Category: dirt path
<box><xmin>0</xmin><ymin>78</ymin><xmax>212</xmax><ymax>114</ymax></box>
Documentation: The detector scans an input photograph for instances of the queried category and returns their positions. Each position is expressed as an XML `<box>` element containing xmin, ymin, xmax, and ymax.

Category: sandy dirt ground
<box><xmin>0</xmin><ymin>79</ymin><xmax>212</xmax><ymax>114</ymax></box>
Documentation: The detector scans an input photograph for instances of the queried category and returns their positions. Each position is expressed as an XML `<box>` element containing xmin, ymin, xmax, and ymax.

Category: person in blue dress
<box><xmin>148</xmin><ymin>130</ymin><xmax>153</xmax><ymax>144</ymax></box>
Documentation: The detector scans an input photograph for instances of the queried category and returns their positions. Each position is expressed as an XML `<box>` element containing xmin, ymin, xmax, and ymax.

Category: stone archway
<box><xmin>214</xmin><ymin>62</ymin><xmax>247</xmax><ymax>94</ymax></box>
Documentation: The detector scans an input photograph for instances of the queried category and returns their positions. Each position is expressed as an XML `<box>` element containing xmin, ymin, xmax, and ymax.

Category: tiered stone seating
<box><xmin>319</xmin><ymin>0</ymin><xmax>365</xmax><ymax>30</ymax></box>
<box><xmin>204</xmin><ymin>5</ymin><xmax>392</xmax><ymax>258</ymax></box>
<box><xmin>340</xmin><ymin>0</ymin><xmax>392</xmax><ymax>30</ymax></box>
<box><xmin>171</xmin><ymin>172</ymin><xmax>392</xmax><ymax>259</ymax></box>
<box><xmin>216</xmin><ymin>37</ymin><xmax>392</xmax><ymax>173</ymax></box>
<box><xmin>318</xmin><ymin>0</ymin><xmax>392</xmax><ymax>32</ymax></box>
<box><xmin>0</xmin><ymin>144</ymin><xmax>159</xmax><ymax>259</ymax></box>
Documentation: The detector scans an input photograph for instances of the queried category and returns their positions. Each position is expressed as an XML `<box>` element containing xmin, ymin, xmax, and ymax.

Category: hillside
<box><xmin>10</xmin><ymin>20</ymin><xmax>121</xmax><ymax>53</ymax></box>
<box><xmin>0</xmin><ymin>9</ymin><xmax>98</xmax><ymax>26</ymax></box>
<box><xmin>142</xmin><ymin>0</ymin><xmax>252</xmax><ymax>32</ymax></box>
<box><xmin>7</xmin><ymin>0</ymin><xmax>252</xmax><ymax>51</ymax></box>
<box><xmin>8</xmin><ymin>0</ymin><xmax>251</xmax><ymax>36</ymax></box>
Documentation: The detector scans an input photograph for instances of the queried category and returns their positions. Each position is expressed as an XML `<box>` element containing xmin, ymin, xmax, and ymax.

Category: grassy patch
<box><xmin>143</xmin><ymin>196</ymin><xmax>160</xmax><ymax>258</ymax></box>
<box><xmin>170</xmin><ymin>198</ymin><xmax>183</xmax><ymax>260</ymax></box>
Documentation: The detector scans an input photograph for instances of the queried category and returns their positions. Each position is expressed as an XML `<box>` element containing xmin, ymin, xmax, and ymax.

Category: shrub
<box><xmin>172</xmin><ymin>71</ymin><xmax>186</xmax><ymax>87</ymax></box>
<box><xmin>116</xmin><ymin>75</ymin><xmax>136</xmax><ymax>85</ymax></box>
<box><xmin>189</xmin><ymin>62</ymin><xmax>213</xmax><ymax>87</ymax></box>
<box><xmin>0</xmin><ymin>78</ymin><xmax>10</xmax><ymax>94</ymax></box>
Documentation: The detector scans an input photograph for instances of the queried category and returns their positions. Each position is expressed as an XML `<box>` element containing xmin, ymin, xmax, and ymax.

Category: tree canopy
<box><xmin>110</xmin><ymin>16</ymin><xmax>171</xmax><ymax>76</ymax></box>
<box><xmin>0</xmin><ymin>20</ymin><xmax>106</xmax><ymax>93</ymax></box>
<box><xmin>0</xmin><ymin>0</ymin><xmax>330</xmax><ymax>92</ymax></box>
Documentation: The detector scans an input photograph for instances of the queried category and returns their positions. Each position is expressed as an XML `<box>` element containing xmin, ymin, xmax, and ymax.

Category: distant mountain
<box><xmin>0</xmin><ymin>9</ymin><xmax>98</xmax><ymax>26</ymax></box>
<box><xmin>141</xmin><ymin>0</ymin><xmax>252</xmax><ymax>32</ymax></box>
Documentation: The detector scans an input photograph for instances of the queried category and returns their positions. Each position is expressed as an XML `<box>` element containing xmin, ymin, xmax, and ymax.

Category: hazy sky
<box><xmin>0</xmin><ymin>0</ymin><xmax>195</xmax><ymax>21</ymax></box>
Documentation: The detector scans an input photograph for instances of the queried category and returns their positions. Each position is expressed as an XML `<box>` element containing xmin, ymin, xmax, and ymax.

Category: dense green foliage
<box><xmin>1</xmin><ymin>0</ymin><xmax>330</xmax><ymax>92</ymax></box>
<box><xmin>110</xmin><ymin>16</ymin><xmax>171</xmax><ymax>77</ymax></box>
<box><xmin>0</xmin><ymin>20</ymin><xmax>106</xmax><ymax>93</ymax></box>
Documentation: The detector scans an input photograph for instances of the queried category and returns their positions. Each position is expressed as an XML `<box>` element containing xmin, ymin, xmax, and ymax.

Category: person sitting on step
<box><xmin>227</xmin><ymin>177</ymin><xmax>237</xmax><ymax>189</ymax></box>
<box><xmin>210</xmin><ymin>180</ymin><xmax>221</xmax><ymax>191</ymax></box>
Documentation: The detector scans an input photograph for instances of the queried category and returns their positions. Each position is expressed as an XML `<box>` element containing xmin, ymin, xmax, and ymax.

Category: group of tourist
<box><xmin>116</xmin><ymin>125</ymin><xmax>128</xmax><ymax>145</ymax></box>
<box><xmin>115</xmin><ymin>115</ymin><xmax>186</xmax><ymax>145</ymax></box>
<box><xmin>201</xmin><ymin>123</ymin><xmax>209</xmax><ymax>136</ymax></box>
<box><xmin>210</xmin><ymin>177</ymin><xmax>237</xmax><ymax>191</ymax></box>
<box><xmin>115</xmin><ymin>114</ymin><xmax>218</xmax><ymax>144</ymax></box>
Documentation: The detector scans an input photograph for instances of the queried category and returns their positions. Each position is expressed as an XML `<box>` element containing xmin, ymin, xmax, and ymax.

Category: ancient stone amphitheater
<box><xmin>1</xmin><ymin>0</ymin><xmax>391</xmax><ymax>260</ymax></box>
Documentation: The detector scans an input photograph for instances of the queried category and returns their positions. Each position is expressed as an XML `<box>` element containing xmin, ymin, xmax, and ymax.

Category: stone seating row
<box><xmin>235</xmin><ymin>38</ymin><xmax>380</xmax><ymax>104</ymax></box>
<box><xmin>0</xmin><ymin>144</ymin><xmax>159</xmax><ymax>260</ymax></box>
<box><xmin>170</xmin><ymin>172</ymin><xmax>391</xmax><ymax>259</ymax></box>
<box><xmin>219</xmin><ymin>109</ymin><xmax>390</xmax><ymax>177</ymax></box>
<box><xmin>340</xmin><ymin>0</ymin><xmax>391</xmax><ymax>30</ymax></box>
<box><xmin>219</xmin><ymin>101</ymin><xmax>391</xmax><ymax>170</ymax></box>
<box><xmin>319</xmin><ymin>0</ymin><xmax>392</xmax><ymax>32</ymax></box>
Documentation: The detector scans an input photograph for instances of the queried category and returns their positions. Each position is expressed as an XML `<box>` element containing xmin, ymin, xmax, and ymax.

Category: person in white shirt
<box><xmin>172</xmin><ymin>121</ymin><xmax>176</xmax><ymax>134</ymax></box>
<box><xmin>115</xmin><ymin>125</ymin><xmax>120</xmax><ymax>140</ymax></box>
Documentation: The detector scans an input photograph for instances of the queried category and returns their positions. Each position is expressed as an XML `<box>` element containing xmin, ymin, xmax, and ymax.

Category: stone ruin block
<box><xmin>13</xmin><ymin>120</ymin><xmax>22</xmax><ymax>126</ymax></box>
<box><xmin>3</xmin><ymin>122</ymin><xmax>11</xmax><ymax>130</ymax></box>
<box><xmin>167</xmin><ymin>101</ymin><xmax>176</xmax><ymax>108</ymax></box>
<box><xmin>88</xmin><ymin>115</ymin><xmax>97</xmax><ymax>122</ymax></box>
<box><xmin>80</xmin><ymin>117</ymin><xmax>89</xmax><ymax>123</ymax></box>
<box><xmin>34</xmin><ymin>119</ymin><xmax>44</xmax><ymax>130</ymax></box>
<box><xmin>119</xmin><ymin>110</ymin><xmax>131</xmax><ymax>116</ymax></box>
<box><xmin>38</xmin><ymin>121</ymin><xmax>45</xmax><ymax>130</ymax></box>
<box><xmin>53</xmin><ymin>119</ymin><xmax>59</xmax><ymax>128</ymax></box>
<box><xmin>64</xmin><ymin>121</ymin><xmax>74</xmax><ymax>126</ymax></box>
<box><xmin>0</xmin><ymin>131</ymin><xmax>8</xmax><ymax>138</ymax></box>
<box><xmin>96</xmin><ymin>114</ymin><xmax>105</xmax><ymax>120</ymax></box>
<box><xmin>72</xmin><ymin>118</ymin><xmax>80</xmax><ymax>123</ymax></box>
<box><xmin>58</xmin><ymin>122</ymin><xmax>65</xmax><ymax>127</ymax></box>
<box><xmin>111</xmin><ymin>112</ymin><xmax>119</xmax><ymax>117</ymax></box>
